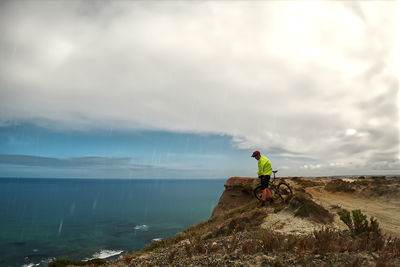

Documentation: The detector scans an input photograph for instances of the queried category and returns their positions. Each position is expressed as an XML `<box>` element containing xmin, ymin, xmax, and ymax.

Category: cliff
<box><xmin>211</xmin><ymin>177</ymin><xmax>257</xmax><ymax>218</ymax></box>
<box><xmin>62</xmin><ymin>176</ymin><xmax>400</xmax><ymax>267</ymax></box>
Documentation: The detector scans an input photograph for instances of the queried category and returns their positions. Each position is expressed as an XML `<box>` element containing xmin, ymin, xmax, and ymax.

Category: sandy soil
<box><xmin>306</xmin><ymin>186</ymin><xmax>400</xmax><ymax>238</ymax></box>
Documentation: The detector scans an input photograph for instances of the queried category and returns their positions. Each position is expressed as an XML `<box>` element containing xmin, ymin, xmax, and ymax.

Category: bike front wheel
<box><xmin>277</xmin><ymin>182</ymin><xmax>293</xmax><ymax>202</ymax></box>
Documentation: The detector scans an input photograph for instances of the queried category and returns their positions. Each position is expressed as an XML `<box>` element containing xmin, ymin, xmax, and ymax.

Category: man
<box><xmin>251</xmin><ymin>150</ymin><xmax>273</xmax><ymax>207</ymax></box>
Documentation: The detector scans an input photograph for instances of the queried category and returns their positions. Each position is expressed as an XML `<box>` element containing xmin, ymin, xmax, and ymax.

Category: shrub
<box><xmin>339</xmin><ymin>210</ymin><xmax>353</xmax><ymax>231</ymax></box>
<box><xmin>208</xmin><ymin>241</ymin><xmax>220</xmax><ymax>253</ymax></box>
<box><xmin>194</xmin><ymin>242</ymin><xmax>206</xmax><ymax>254</ymax></box>
<box><xmin>49</xmin><ymin>259</ymin><xmax>76</xmax><ymax>267</ymax></box>
<box><xmin>294</xmin><ymin>179</ymin><xmax>321</xmax><ymax>188</ymax></box>
<box><xmin>227</xmin><ymin>234</ymin><xmax>239</xmax><ymax>253</ymax></box>
<box><xmin>338</xmin><ymin>209</ymin><xmax>384</xmax><ymax>251</ymax></box>
<box><xmin>49</xmin><ymin>258</ymin><xmax>106</xmax><ymax>267</ymax></box>
<box><xmin>124</xmin><ymin>254</ymin><xmax>133</xmax><ymax>263</ymax></box>
<box><xmin>288</xmin><ymin>193</ymin><xmax>333</xmax><ymax>224</ymax></box>
<box><xmin>352</xmin><ymin>210</ymin><xmax>369</xmax><ymax>235</ymax></box>
<box><xmin>142</xmin><ymin>233</ymin><xmax>185</xmax><ymax>252</ymax></box>
<box><xmin>324</xmin><ymin>179</ymin><xmax>355</xmax><ymax>193</ymax></box>
<box><xmin>241</xmin><ymin>239</ymin><xmax>262</xmax><ymax>255</ymax></box>
<box><xmin>168</xmin><ymin>249</ymin><xmax>177</xmax><ymax>264</ymax></box>
<box><xmin>184</xmin><ymin>242</ymin><xmax>192</xmax><ymax>258</ymax></box>
<box><xmin>313</xmin><ymin>228</ymin><xmax>337</xmax><ymax>254</ymax></box>
<box><xmin>382</xmin><ymin>237</ymin><xmax>400</xmax><ymax>257</ymax></box>
<box><xmin>258</xmin><ymin>230</ymin><xmax>283</xmax><ymax>252</ymax></box>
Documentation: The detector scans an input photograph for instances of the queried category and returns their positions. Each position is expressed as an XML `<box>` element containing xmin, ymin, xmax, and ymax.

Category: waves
<box><xmin>134</xmin><ymin>224</ymin><xmax>149</xmax><ymax>231</ymax></box>
<box><xmin>22</xmin><ymin>257</ymin><xmax>55</xmax><ymax>267</ymax></box>
<box><xmin>84</xmin><ymin>249</ymin><xmax>124</xmax><ymax>261</ymax></box>
<box><xmin>23</xmin><ymin>249</ymin><xmax>123</xmax><ymax>267</ymax></box>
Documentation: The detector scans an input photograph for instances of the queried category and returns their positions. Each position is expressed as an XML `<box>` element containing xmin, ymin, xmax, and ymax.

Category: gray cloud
<box><xmin>0</xmin><ymin>154</ymin><xmax>138</xmax><ymax>168</ymax></box>
<box><xmin>0</xmin><ymin>1</ymin><xmax>398</xmax><ymax>175</ymax></box>
<box><xmin>0</xmin><ymin>154</ymin><xmax>183</xmax><ymax>178</ymax></box>
<box><xmin>0</xmin><ymin>154</ymin><xmax>237</xmax><ymax>178</ymax></box>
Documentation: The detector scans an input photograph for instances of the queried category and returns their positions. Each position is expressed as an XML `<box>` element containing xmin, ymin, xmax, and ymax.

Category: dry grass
<box><xmin>242</xmin><ymin>239</ymin><xmax>263</xmax><ymax>255</ymax></box>
<box><xmin>123</xmin><ymin>198</ymin><xmax>398</xmax><ymax>267</ymax></box>
<box><xmin>324</xmin><ymin>179</ymin><xmax>355</xmax><ymax>193</ymax></box>
<box><xmin>324</xmin><ymin>178</ymin><xmax>400</xmax><ymax>199</ymax></box>
<box><xmin>137</xmin><ymin>200</ymin><xmax>263</xmax><ymax>255</ymax></box>
<box><xmin>184</xmin><ymin>242</ymin><xmax>192</xmax><ymax>258</ymax></box>
<box><xmin>288</xmin><ymin>192</ymin><xmax>334</xmax><ymax>224</ymax></box>
<box><xmin>292</xmin><ymin>178</ymin><xmax>322</xmax><ymax>188</ymax></box>
<box><xmin>167</xmin><ymin>249</ymin><xmax>177</xmax><ymax>264</ymax></box>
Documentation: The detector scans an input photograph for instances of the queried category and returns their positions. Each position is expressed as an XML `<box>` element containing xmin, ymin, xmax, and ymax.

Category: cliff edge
<box><xmin>211</xmin><ymin>177</ymin><xmax>256</xmax><ymax>218</ymax></box>
<box><xmin>63</xmin><ymin>176</ymin><xmax>400</xmax><ymax>267</ymax></box>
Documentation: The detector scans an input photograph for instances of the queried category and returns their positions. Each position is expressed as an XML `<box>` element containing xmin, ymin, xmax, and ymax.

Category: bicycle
<box><xmin>253</xmin><ymin>170</ymin><xmax>293</xmax><ymax>202</ymax></box>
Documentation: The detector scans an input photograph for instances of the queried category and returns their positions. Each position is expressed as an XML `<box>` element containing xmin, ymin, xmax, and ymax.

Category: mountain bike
<box><xmin>253</xmin><ymin>170</ymin><xmax>293</xmax><ymax>202</ymax></box>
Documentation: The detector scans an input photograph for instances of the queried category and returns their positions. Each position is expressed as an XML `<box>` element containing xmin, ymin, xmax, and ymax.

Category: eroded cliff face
<box><xmin>211</xmin><ymin>177</ymin><xmax>257</xmax><ymax>217</ymax></box>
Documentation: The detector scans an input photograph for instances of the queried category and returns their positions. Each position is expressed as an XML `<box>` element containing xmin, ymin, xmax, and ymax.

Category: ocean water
<box><xmin>0</xmin><ymin>178</ymin><xmax>225</xmax><ymax>266</ymax></box>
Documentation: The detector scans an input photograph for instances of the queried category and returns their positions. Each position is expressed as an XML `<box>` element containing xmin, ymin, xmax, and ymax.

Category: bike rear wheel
<box><xmin>277</xmin><ymin>182</ymin><xmax>293</xmax><ymax>202</ymax></box>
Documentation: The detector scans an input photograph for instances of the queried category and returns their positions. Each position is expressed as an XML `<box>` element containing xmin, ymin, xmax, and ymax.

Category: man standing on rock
<box><xmin>251</xmin><ymin>150</ymin><xmax>273</xmax><ymax>207</ymax></box>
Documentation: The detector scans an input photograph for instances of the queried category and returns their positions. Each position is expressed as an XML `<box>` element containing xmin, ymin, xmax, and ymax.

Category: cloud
<box><xmin>0</xmin><ymin>154</ymin><xmax>192</xmax><ymax>178</ymax></box>
<box><xmin>0</xmin><ymin>1</ymin><xmax>398</xmax><ymax>174</ymax></box>
<box><xmin>0</xmin><ymin>154</ymin><xmax>140</xmax><ymax>168</ymax></box>
<box><xmin>0</xmin><ymin>153</ymin><xmax>244</xmax><ymax>178</ymax></box>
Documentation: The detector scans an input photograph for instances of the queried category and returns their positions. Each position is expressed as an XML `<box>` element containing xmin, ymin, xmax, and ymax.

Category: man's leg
<box><xmin>264</xmin><ymin>175</ymin><xmax>273</xmax><ymax>203</ymax></box>
<box><xmin>262</xmin><ymin>188</ymin><xmax>267</xmax><ymax>201</ymax></box>
<box><xmin>263</xmin><ymin>188</ymin><xmax>272</xmax><ymax>200</ymax></box>
<box><xmin>257</xmin><ymin>176</ymin><xmax>266</xmax><ymax>207</ymax></box>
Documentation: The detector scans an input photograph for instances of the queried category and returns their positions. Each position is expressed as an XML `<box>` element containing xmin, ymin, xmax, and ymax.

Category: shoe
<box><xmin>257</xmin><ymin>201</ymin><xmax>265</xmax><ymax>207</ymax></box>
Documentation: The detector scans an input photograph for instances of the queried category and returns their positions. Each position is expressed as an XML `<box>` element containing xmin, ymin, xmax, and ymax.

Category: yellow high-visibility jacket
<box><xmin>258</xmin><ymin>155</ymin><xmax>272</xmax><ymax>176</ymax></box>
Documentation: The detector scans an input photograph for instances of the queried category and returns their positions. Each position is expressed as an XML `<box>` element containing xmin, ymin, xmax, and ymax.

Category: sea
<box><xmin>0</xmin><ymin>178</ymin><xmax>225</xmax><ymax>267</ymax></box>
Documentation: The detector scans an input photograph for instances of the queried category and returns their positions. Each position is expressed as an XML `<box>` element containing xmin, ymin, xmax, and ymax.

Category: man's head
<box><xmin>251</xmin><ymin>150</ymin><xmax>261</xmax><ymax>160</ymax></box>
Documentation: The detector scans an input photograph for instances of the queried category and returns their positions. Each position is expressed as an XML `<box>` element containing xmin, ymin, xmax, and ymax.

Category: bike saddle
<box><xmin>272</xmin><ymin>170</ymin><xmax>278</xmax><ymax>174</ymax></box>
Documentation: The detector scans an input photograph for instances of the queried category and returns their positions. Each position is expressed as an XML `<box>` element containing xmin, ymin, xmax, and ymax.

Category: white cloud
<box><xmin>0</xmin><ymin>1</ymin><xmax>398</xmax><ymax>174</ymax></box>
<box><xmin>346</xmin><ymin>129</ymin><xmax>357</xmax><ymax>136</ymax></box>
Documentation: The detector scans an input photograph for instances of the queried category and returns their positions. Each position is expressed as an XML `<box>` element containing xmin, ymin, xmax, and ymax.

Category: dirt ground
<box><xmin>306</xmin><ymin>185</ymin><xmax>400</xmax><ymax>238</ymax></box>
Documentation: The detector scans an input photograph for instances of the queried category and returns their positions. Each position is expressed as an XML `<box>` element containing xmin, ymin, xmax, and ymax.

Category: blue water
<box><xmin>0</xmin><ymin>178</ymin><xmax>225</xmax><ymax>266</ymax></box>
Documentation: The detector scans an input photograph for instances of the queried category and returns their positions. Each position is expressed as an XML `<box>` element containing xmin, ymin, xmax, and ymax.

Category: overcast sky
<box><xmin>0</xmin><ymin>0</ymin><xmax>398</xmax><ymax>178</ymax></box>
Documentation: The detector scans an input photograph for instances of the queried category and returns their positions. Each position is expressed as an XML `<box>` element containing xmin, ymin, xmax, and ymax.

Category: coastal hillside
<box><xmin>64</xmin><ymin>176</ymin><xmax>400</xmax><ymax>267</ymax></box>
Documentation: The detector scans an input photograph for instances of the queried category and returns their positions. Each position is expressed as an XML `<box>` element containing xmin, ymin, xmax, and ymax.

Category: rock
<box><xmin>211</xmin><ymin>177</ymin><xmax>257</xmax><ymax>217</ymax></box>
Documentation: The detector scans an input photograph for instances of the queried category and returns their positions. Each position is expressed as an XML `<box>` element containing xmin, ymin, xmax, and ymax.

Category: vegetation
<box><xmin>288</xmin><ymin>192</ymin><xmax>333</xmax><ymax>224</ymax></box>
<box><xmin>292</xmin><ymin>178</ymin><xmax>321</xmax><ymax>188</ymax></box>
<box><xmin>339</xmin><ymin>209</ymin><xmax>381</xmax><ymax>237</ymax></box>
<box><xmin>49</xmin><ymin>258</ymin><xmax>106</xmax><ymax>267</ymax></box>
<box><xmin>125</xmin><ymin>201</ymin><xmax>399</xmax><ymax>265</ymax></box>
<box><xmin>324</xmin><ymin>179</ymin><xmax>355</xmax><ymax>192</ymax></box>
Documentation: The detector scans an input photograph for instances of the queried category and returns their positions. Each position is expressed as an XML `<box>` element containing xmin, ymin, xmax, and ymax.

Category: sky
<box><xmin>0</xmin><ymin>0</ymin><xmax>398</xmax><ymax>178</ymax></box>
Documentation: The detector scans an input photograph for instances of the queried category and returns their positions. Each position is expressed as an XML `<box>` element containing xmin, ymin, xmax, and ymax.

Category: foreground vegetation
<box><xmin>118</xmin><ymin>199</ymin><xmax>400</xmax><ymax>267</ymax></box>
<box><xmin>49</xmin><ymin>258</ymin><xmax>106</xmax><ymax>267</ymax></box>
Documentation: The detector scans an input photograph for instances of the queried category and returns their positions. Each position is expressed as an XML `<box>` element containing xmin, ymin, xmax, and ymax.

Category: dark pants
<box><xmin>259</xmin><ymin>175</ymin><xmax>271</xmax><ymax>189</ymax></box>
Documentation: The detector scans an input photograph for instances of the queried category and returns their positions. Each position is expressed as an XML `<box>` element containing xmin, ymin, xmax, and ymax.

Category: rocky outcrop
<box><xmin>211</xmin><ymin>177</ymin><xmax>257</xmax><ymax>217</ymax></box>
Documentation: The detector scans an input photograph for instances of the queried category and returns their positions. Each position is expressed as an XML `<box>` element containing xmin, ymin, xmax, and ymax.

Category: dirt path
<box><xmin>306</xmin><ymin>186</ymin><xmax>400</xmax><ymax>238</ymax></box>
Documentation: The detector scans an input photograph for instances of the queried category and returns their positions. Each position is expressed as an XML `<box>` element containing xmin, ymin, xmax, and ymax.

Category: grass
<box><xmin>137</xmin><ymin>200</ymin><xmax>263</xmax><ymax>255</ymax></box>
<box><xmin>118</xmin><ymin>203</ymin><xmax>399</xmax><ymax>267</ymax></box>
<box><xmin>49</xmin><ymin>258</ymin><xmax>106</xmax><ymax>267</ymax></box>
<box><xmin>292</xmin><ymin>178</ymin><xmax>322</xmax><ymax>188</ymax></box>
<box><xmin>288</xmin><ymin>192</ymin><xmax>333</xmax><ymax>224</ymax></box>
<box><xmin>324</xmin><ymin>179</ymin><xmax>355</xmax><ymax>193</ymax></box>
